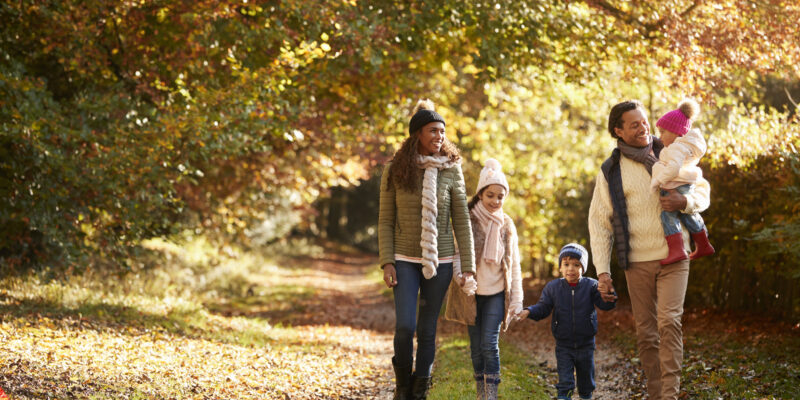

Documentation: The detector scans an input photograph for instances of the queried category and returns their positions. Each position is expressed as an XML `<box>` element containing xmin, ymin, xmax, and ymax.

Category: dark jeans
<box><xmin>555</xmin><ymin>344</ymin><xmax>595</xmax><ymax>399</ymax></box>
<box><xmin>660</xmin><ymin>184</ymin><xmax>705</xmax><ymax>236</ymax></box>
<box><xmin>393</xmin><ymin>260</ymin><xmax>453</xmax><ymax>377</ymax></box>
<box><xmin>467</xmin><ymin>291</ymin><xmax>505</xmax><ymax>375</ymax></box>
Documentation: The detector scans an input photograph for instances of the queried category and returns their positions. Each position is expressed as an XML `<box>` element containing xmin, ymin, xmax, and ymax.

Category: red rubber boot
<box><xmin>689</xmin><ymin>230</ymin><xmax>715</xmax><ymax>260</ymax></box>
<box><xmin>661</xmin><ymin>233</ymin><xmax>688</xmax><ymax>265</ymax></box>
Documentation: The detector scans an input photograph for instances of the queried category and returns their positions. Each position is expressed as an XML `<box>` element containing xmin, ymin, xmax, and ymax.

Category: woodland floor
<box><xmin>1</xmin><ymin>241</ymin><xmax>798</xmax><ymax>399</ymax></box>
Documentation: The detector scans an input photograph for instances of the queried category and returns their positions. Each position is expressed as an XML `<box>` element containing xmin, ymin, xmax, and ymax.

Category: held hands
<box><xmin>460</xmin><ymin>272</ymin><xmax>477</xmax><ymax>296</ymax></box>
<box><xmin>383</xmin><ymin>264</ymin><xmax>398</xmax><ymax>288</ymax></box>
<box><xmin>508</xmin><ymin>303</ymin><xmax>523</xmax><ymax>320</ymax></box>
<box><xmin>514</xmin><ymin>309</ymin><xmax>530</xmax><ymax>321</ymax></box>
<box><xmin>597</xmin><ymin>273</ymin><xmax>618</xmax><ymax>302</ymax></box>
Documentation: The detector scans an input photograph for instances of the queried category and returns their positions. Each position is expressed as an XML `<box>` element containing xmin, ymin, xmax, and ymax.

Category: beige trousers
<box><xmin>625</xmin><ymin>259</ymin><xmax>690</xmax><ymax>400</ymax></box>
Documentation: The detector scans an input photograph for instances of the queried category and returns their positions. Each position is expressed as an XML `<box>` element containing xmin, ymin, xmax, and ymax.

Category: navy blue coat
<box><xmin>525</xmin><ymin>277</ymin><xmax>616</xmax><ymax>348</ymax></box>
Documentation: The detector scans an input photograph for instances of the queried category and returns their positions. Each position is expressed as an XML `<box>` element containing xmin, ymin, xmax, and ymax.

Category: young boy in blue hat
<box><xmin>516</xmin><ymin>243</ymin><xmax>617</xmax><ymax>400</ymax></box>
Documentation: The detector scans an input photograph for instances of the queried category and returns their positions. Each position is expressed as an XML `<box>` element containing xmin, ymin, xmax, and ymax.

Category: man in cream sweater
<box><xmin>588</xmin><ymin>100</ymin><xmax>710</xmax><ymax>400</ymax></box>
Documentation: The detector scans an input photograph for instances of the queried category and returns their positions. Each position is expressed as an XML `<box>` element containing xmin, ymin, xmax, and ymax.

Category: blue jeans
<box><xmin>660</xmin><ymin>184</ymin><xmax>705</xmax><ymax>236</ymax></box>
<box><xmin>467</xmin><ymin>291</ymin><xmax>505</xmax><ymax>375</ymax></box>
<box><xmin>393</xmin><ymin>260</ymin><xmax>453</xmax><ymax>377</ymax></box>
<box><xmin>555</xmin><ymin>344</ymin><xmax>595</xmax><ymax>399</ymax></box>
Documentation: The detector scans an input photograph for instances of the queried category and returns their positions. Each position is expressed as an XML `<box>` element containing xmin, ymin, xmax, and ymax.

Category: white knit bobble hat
<box><xmin>476</xmin><ymin>158</ymin><xmax>509</xmax><ymax>194</ymax></box>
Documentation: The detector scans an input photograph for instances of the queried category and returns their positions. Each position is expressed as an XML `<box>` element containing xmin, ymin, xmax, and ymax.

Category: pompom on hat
<box><xmin>558</xmin><ymin>243</ymin><xmax>589</xmax><ymax>274</ymax></box>
<box><xmin>656</xmin><ymin>99</ymin><xmax>700</xmax><ymax>137</ymax></box>
<box><xmin>476</xmin><ymin>158</ymin><xmax>509</xmax><ymax>193</ymax></box>
<box><xmin>408</xmin><ymin>99</ymin><xmax>446</xmax><ymax>135</ymax></box>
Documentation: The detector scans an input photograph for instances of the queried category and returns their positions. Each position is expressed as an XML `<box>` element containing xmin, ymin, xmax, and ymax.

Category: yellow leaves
<box><xmin>462</xmin><ymin>64</ymin><xmax>481</xmax><ymax>76</ymax></box>
<box><xmin>706</xmin><ymin>104</ymin><xmax>800</xmax><ymax>169</ymax></box>
<box><xmin>156</xmin><ymin>7</ymin><xmax>169</xmax><ymax>23</ymax></box>
<box><xmin>339</xmin><ymin>159</ymin><xmax>369</xmax><ymax>183</ymax></box>
<box><xmin>276</xmin><ymin>38</ymin><xmax>335</xmax><ymax>70</ymax></box>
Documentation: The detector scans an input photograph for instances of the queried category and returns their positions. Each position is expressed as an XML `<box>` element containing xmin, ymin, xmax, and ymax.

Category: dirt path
<box><xmin>3</xmin><ymin>245</ymin><xmax>795</xmax><ymax>399</ymax></box>
<box><xmin>293</xmin><ymin>248</ymin><xmax>644</xmax><ymax>399</ymax></box>
<box><xmin>496</xmin><ymin>280</ymin><xmax>645</xmax><ymax>399</ymax></box>
<box><xmin>266</xmin><ymin>248</ymin><xmax>397</xmax><ymax>399</ymax></box>
<box><xmin>247</xmin><ymin>247</ymin><xmax>800</xmax><ymax>399</ymax></box>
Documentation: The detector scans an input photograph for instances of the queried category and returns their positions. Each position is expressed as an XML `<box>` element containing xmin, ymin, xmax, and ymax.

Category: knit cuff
<box><xmin>683</xmin><ymin>193</ymin><xmax>697</xmax><ymax>214</ymax></box>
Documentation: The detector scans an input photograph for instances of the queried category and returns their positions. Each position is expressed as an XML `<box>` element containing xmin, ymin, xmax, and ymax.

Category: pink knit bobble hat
<box><xmin>656</xmin><ymin>99</ymin><xmax>700</xmax><ymax>137</ymax></box>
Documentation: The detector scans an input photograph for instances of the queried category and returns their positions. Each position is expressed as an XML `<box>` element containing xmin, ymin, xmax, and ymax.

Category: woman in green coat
<box><xmin>379</xmin><ymin>99</ymin><xmax>476</xmax><ymax>399</ymax></box>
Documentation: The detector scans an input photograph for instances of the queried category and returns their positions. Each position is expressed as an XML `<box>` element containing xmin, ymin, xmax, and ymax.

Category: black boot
<box><xmin>411</xmin><ymin>374</ymin><xmax>432</xmax><ymax>400</ymax></box>
<box><xmin>392</xmin><ymin>357</ymin><xmax>412</xmax><ymax>400</ymax></box>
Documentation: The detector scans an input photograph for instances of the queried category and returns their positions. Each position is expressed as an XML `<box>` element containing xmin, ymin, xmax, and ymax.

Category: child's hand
<box><xmin>515</xmin><ymin>309</ymin><xmax>530</xmax><ymax>321</ymax></box>
<box><xmin>459</xmin><ymin>272</ymin><xmax>474</xmax><ymax>286</ymax></box>
<box><xmin>461</xmin><ymin>274</ymin><xmax>477</xmax><ymax>296</ymax></box>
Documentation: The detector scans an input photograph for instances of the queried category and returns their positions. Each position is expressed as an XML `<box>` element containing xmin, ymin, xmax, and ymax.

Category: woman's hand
<box><xmin>383</xmin><ymin>264</ymin><xmax>398</xmax><ymax>288</ymax></box>
<box><xmin>460</xmin><ymin>272</ymin><xmax>477</xmax><ymax>296</ymax></box>
<box><xmin>460</xmin><ymin>271</ymin><xmax>474</xmax><ymax>286</ymax></box>
<box><xmin>515</xmin><ymin>309</ymin><xmax>530</xmax><ymax>321</ymax></box>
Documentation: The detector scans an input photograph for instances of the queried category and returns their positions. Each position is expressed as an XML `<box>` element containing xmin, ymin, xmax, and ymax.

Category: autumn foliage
<box><xmin>2</xmin><ymin>1</ymin><xmax>799</xmax><ymax>316</ymax></box>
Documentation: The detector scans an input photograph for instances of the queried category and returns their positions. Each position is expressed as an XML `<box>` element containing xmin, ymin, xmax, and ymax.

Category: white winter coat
<box><xmin>651</xmin><ymin>128</ymin><xmax>707</xmax><ymax>191</ymax></box>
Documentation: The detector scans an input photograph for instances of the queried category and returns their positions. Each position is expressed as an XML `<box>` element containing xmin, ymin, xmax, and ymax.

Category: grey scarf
<box><xmin>617</xmin><ymin>137</ymin><xmax>661</xmax><ymax>175</ymax></box>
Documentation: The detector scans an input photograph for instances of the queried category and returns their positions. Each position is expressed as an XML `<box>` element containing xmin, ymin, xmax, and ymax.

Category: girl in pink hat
<box><xmin>445</xmin><ymin>158</ymin><xmax>524</xmax><ymax>400</ymax></box>
<box><xmin>650</xmin><ymin>99</ymin><xmax>715</xmax><ymax>264</ymax></box>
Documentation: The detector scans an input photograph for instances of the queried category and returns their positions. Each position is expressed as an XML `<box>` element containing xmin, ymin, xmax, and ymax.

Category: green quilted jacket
<box><xmin>378</xmin><ymin>162</ymin><xmax>475</xmax><ymax>273</ymax></box>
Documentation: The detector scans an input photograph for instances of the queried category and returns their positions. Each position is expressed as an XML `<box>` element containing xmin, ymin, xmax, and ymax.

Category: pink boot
<box><xmin>661</xmin><ymin>233</ymin><xmax>688</xmax><ymax>265</ymax></box>
<box><xmin>689</xmin><ymin>230</ymin><xmax>715</xmax><ymax>260</ymax></box>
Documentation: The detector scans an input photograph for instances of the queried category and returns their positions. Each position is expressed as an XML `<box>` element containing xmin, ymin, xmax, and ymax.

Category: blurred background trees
<box><xmin>2</xmin><ymin>0</ymin><xmax>798</xmax><ymax>318</ymax></box>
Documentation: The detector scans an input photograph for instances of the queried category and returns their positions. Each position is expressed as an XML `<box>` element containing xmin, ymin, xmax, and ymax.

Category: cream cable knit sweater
<box><xmin>588</xmin><ymin>154</ymin><xmax>711</xmax><ymax>276</ymax></box>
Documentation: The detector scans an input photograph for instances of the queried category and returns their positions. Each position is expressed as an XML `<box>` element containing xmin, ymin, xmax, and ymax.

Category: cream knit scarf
<box><xmin>472</xmin><ymin>201</ymin><xmax>505</xmax><ymax>265</ymax></box>
<box><xmin>417</xmin><ymin>154</ymin><xmax>458</xmax><ymax>279</ymax></box>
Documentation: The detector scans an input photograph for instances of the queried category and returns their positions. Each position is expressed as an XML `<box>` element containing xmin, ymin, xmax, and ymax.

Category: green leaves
<box><xmin>2</xmin><ymin>0</ymin><xmax>799</xmax><ymax>278</ymax></box>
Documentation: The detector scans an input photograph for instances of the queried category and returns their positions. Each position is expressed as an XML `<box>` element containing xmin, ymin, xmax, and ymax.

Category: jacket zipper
<box><xmin>572</xmin><ymin>288</ymin><xmax>576</xmax><ymax>349</ymax></box>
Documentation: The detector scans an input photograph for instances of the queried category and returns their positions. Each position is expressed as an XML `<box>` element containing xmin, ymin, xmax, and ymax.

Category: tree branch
<box><xmin>586</xmin><ymin>0</ymin><xmax>703</xmax><ymax>39</ymax></box>
<box><xmin>786</xmin><ymin>87</ymin><xmax>799</xmax><ymax>109</ymax></box>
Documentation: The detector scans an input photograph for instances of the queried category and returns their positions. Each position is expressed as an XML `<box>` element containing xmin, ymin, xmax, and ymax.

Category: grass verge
<box><xmin>0</xmin><ymin>236</ymin><xmax>389</xmax><ymax>399</ymax></box>
<box><xmin>429</xmin><ymin>334</ymin><xmax>554</xmax><ymax>399</ymax></box>
<box><xmin>610</xmin><ymin>315</ymin><xmax>800</xmax><ymax>399</ymax></box>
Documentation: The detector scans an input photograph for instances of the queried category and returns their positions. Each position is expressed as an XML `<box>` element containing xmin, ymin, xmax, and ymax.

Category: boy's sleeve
<box><xmin>526</xmin><ymin>283</ymin><xmax>555</xmax><ymax>321</ymax></box>
<box><xmin>591</xmin><ymin>280</ymin><xmax>617</xmax><ymax>311</ymax></box>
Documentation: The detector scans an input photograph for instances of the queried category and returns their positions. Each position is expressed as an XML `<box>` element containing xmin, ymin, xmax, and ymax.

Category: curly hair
<box><xmin>388</xmin><ymin>99</ymin><xmax>461</xmax><ymax>192</ymax></box>
<box><xmin>388</xmin><ymin>133</ymin><xmax>461</xmax><ymax>193</ymax></box>
<box><xmin>608</xmin><ymin>99</ymin><xmax>645</xmax><ymax>139</ymax></box>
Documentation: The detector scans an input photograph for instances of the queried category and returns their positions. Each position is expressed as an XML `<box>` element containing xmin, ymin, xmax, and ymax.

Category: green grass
<box><xmin>680</xmin><ymin>332</ymin><xmax>800</xmax><ymax>399</ymax></box>
<box><xmin>0</xmin><ymin>236</ymin><xmax>374</xmax><ymax>399</ymax></box>
<box><xmin>610</xmin><ymin>326</ymin><xmax>800</xmax><ymax>399</ymax></box>
<box><xmin>429</xmin><ymin>334</ymin><xmax>554</xmax><ymax>399</ymax></box>
<box><xmin>0</xmin><ymin>235</ymin><xmax>313</xmax><ymax>348</ymax></box>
